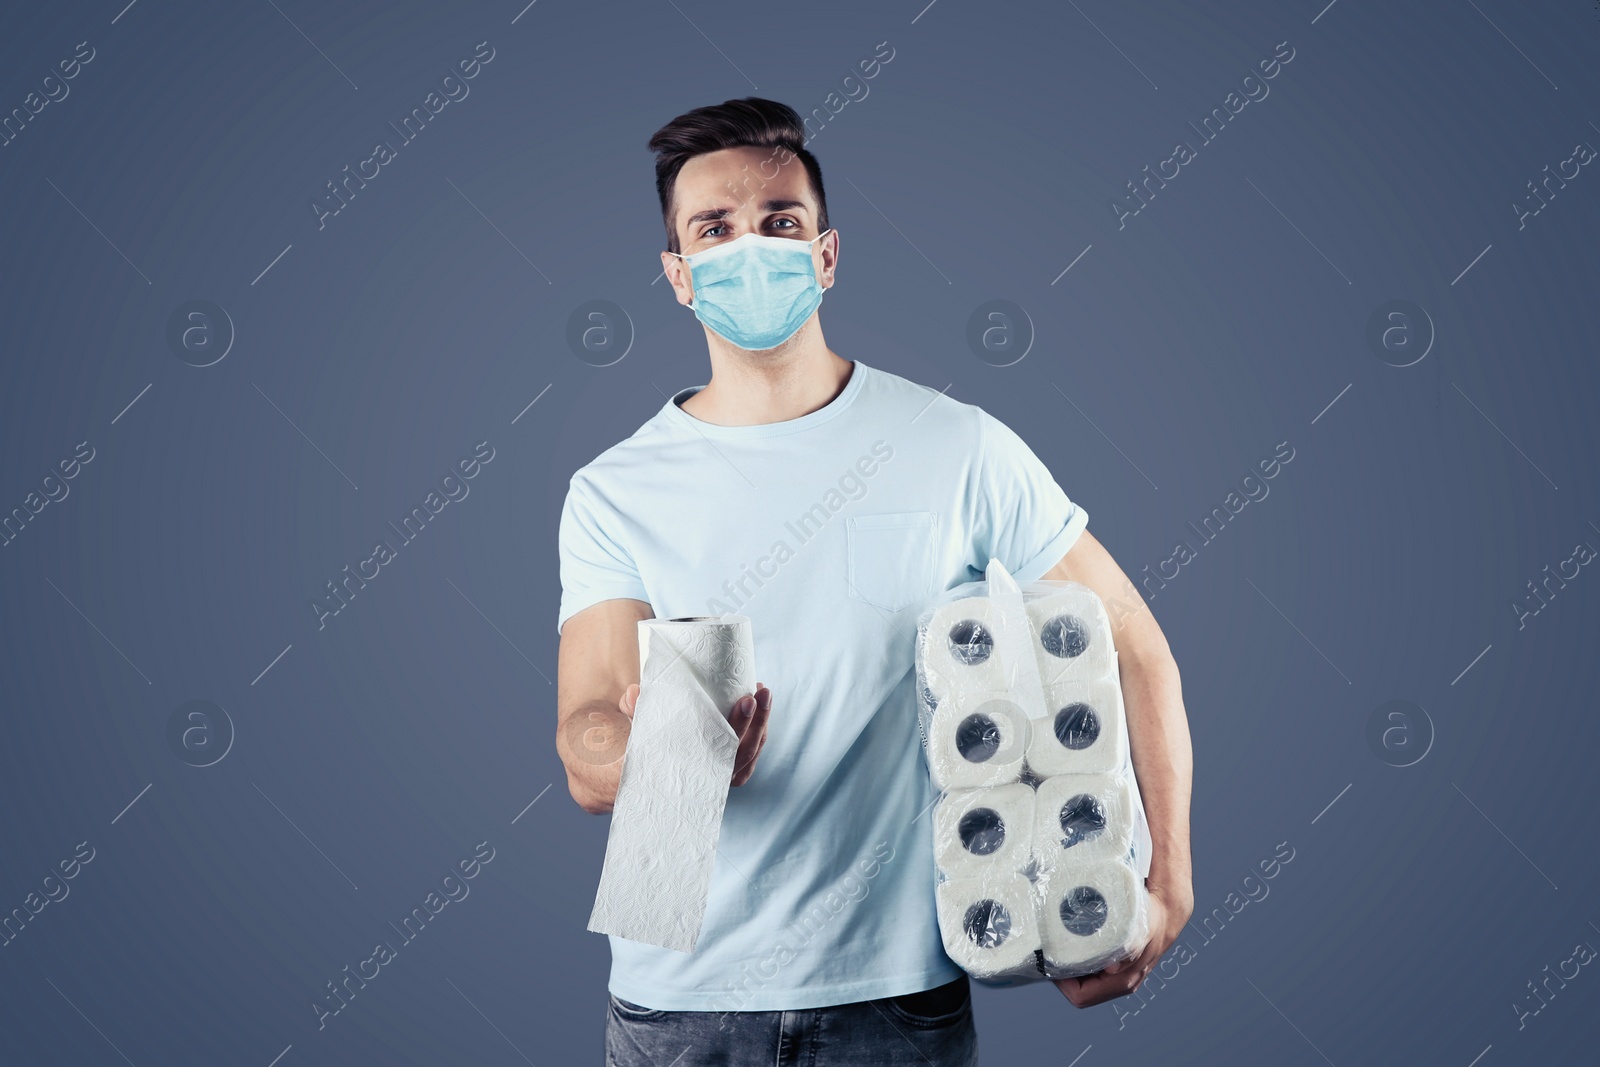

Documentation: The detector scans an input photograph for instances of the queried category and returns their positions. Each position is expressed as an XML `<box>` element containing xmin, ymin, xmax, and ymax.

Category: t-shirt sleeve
<box><xmin>556</xmin><ymin>472</ymin><xmax>650</xmax><ymax>635</ymax></box>
<box><xmin>970</xmin><ymin>406</ymin><xmax>1089</xmax><ymax>583</ymax></box>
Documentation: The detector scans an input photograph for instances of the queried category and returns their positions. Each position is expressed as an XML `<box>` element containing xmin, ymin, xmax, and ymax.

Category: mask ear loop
<box><xmin>663</xmin><ymin>246</ymin><xmax>695</xmax><ymax>310</ymax></box>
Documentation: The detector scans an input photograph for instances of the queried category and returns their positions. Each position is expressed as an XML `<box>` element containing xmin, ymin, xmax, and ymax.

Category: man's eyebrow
<box><xmin>682</xmin><ymin>199</ymin><xmax>812</xmax><ymax>227</ymax></box>
<box><xmin>757</xmin><ymin>198</ymin><xmax>810</xmax><ymax>215</ymax></box>
<box><xmin>684</xmin><ymin>206</ymin><xmax>733</xmax><ymax>226</ymax></box>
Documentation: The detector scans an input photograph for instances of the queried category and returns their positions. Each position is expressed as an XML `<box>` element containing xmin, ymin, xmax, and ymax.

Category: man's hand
<box><xmin>620</xmin><ymin>680</ymin><xmax>773</xmax><ymax>786</ymax></box>
<box><xmin>1052</xmin><ymin>880</ymin><xmax>1194</xmax><ymax>1008</ymax></box>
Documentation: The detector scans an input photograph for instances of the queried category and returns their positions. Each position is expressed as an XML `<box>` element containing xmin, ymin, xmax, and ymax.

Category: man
<box><xmin>556</xmin><ymin>97</ymin><xmax>1194</xmax><ymax>1066</ymax></box>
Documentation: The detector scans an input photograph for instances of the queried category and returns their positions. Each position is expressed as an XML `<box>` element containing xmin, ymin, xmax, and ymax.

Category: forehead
<box><xmin>673</xmin><ymin>145</ymin><xmax>815</xmax><ymax>227</ymax></box>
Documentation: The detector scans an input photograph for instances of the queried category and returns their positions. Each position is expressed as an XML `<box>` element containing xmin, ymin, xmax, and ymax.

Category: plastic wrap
<box><xmin>915</xmin><ymin>559</ymin><xmax>1152</xmax><ymax>984</ymax></box>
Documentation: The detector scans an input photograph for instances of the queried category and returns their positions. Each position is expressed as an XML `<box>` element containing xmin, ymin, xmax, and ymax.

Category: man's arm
<box><xmin>556</xmin><ymin>598</ymin><xmax>653</xmax><ymax>814</ymax></box>
<box><xmin>556</xmin><ymin>598</ymin><xmax>772</xmax><ymax>815</ymax></box>
<box><xmin>1038</xmin><ymin>530</ymin><xmax>1195</xmax><ymax>1007</ymax></box>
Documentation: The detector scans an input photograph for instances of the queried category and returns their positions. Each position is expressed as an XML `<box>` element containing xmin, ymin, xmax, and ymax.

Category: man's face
<box><xmin>661</xmin><ymin>145</ymin><xmax>837</xmax><ymax>310</ymax></box>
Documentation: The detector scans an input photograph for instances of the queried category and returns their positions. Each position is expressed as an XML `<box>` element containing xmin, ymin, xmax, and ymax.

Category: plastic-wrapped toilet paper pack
<box><xmin>1032</xmin><ymin>773</ymin><xmax>1139</xmax><ymax>868</ymax></box>
<box><xmin>915</xmin><ymin>559</ymin><xmax>1152</xmax><ymax>983</ymax></box>
<box><xmin>1027</xmin><ymin>676</ymin><xmax>1129</xmax><ymax>776</ymax></box>
<box><xmin>920</xmin><ymin>596</ymin><xmax>1044</xmax><ymax>711</ymax></box>
<box><xmin>1038</xmin><ymin>861</ymin><xmax>1149</xmax><ymax>975</ymax></box>
<box><xmin>934</xmin><ymin>783</ymin><xmax>1035</xmax><ymax>878</ymax></box>
<box><xmin>1028</xmin><ymin>585</ymin><xmax>1117</xmax><ymax>686</ymax></box>
<box><xmin>587</xmin><ymin>616</ymin><xmax>755</xmax><ymax>953</ymax></box>
<box><xmin>936</xmin><ymin>874</ymin><xmax>1043</xmax><ymax>980</ymax></box>
<box><xmin>925</xmin><ymin>694</ymin><xmax>1030</xmax><ymax>790</ymax></box>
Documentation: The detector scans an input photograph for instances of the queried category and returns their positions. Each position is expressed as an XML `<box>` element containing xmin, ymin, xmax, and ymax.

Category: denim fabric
<box><xmin>603</xmin><ymin>975</ymin><xmax>979</xmax><ymax>1066</ymax></box>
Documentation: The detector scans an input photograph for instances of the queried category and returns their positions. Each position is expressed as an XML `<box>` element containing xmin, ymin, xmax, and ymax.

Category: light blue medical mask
<box><xmin>669</xmin><ymin>229</ymin><xmax>833</xmax><ymax>350</ymax></box>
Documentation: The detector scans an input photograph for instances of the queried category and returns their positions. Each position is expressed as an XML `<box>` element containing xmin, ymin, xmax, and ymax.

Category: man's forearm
<box><xmin>555</xmin><ymin>599</ymin><xmax>653</xmax><ymax>814</ymax></box>
<box><xmin>1118</xmin><ymin>645</ymin><xmax>1193</xmax><ymax>904</ymax></box>
<box><xmin>1040</xmin><ymin>533</ymin><xmax>1195</xmax><ymax>905</ymax></box>
<box><xmin>557</xmin><ymin>697</ymin><xmax>631</xmax><ymax>814</ymax></box>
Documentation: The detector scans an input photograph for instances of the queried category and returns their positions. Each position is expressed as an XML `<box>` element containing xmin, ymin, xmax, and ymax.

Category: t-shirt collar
<box><xmin>664</xmin><ymin>360</ymin><xmax>868</xmax><ymax>440</ymax></box>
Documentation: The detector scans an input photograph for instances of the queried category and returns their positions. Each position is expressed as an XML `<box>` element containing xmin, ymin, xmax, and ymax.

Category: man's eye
<box><xmin>703</xmin><ymin>224</ymin><xmax>724</xmax><ymax>237</ymax></box>
<box><xmin>771</xmin><ymin>218</ymin><xmax>795</xmax><ymax>230</ymax></box>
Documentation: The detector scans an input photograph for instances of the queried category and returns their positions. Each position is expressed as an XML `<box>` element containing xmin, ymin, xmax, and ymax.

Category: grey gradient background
<box><xmin>2</xmin><ymin>0</ymin><xmax>1597</xmax><ymax>1063</ymax></box>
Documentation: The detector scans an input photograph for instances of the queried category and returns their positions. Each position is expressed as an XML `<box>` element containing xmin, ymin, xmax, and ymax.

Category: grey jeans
<box><xmin>603</xmin><ymin>975</ymin><xmax>978</xmax><ymax>1066</ymax></box>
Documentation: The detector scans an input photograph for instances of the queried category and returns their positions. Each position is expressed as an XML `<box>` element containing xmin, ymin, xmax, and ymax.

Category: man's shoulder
<box><xmin>566</xmin><ymin>403</ymin><xmax>678</xmax><ymax>493</ymax></box>
<box><xmin>857</xmin><ymin>361</ymin><xmax>985</xmax><ymax>437</ymax></box>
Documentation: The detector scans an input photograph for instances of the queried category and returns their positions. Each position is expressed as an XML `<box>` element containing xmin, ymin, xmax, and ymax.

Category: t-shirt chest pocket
<box><xmin>845</xmin><ymin>511</ymin><xmax>937</xmax><ymax>613</ymax></box>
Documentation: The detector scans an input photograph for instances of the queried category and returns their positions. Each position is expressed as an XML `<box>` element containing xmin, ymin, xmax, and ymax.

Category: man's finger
<box><xmin>731</xmin><ymin>695</ymin><xmax>764</xmax><ymax>784</ymax></box>
<box><xmin>1065</xmin><ymin>966</ymin><xmax>1145</xmax><ymax>1007</ymax></box>
<box><xmin>735</xmin><ymin>694</ymin><xmax>766</xmax><ymax>740</ymax></box>
<box><xmin>748</xmin><ymin>688</ymin><xmax>772</xmax><ymax>735</ymax></box>
<box><xmin>742</xmin><ymin>690</ymin><xmax>772</xmax><ymax>772</ymax></box>
<box><xmin>733</xmin><ymin>694</ymin><xmax>756</xmax><ymax>733</ymax></box>
<box><xmin>746</xmin><ymin>723</ymin><xmax>769</xmax><ymax>769</ymax></box>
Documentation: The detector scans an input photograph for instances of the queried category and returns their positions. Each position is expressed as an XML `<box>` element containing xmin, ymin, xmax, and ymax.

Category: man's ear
<box><xmin>818</xmin><ymin>229</ymin><xmax>839</xmax><ymax>288</ymax></box>
<box><xmin>661</xmin><ymin>251</ymin><xmax>694</xmax><ymax>306</ymax></box>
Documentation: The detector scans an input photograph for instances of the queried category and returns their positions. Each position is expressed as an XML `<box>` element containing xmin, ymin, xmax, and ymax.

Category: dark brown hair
<box><xmin>648</xmin><ymin>97</ymin><xmax>828</xmax><ymax>254</ymax></box>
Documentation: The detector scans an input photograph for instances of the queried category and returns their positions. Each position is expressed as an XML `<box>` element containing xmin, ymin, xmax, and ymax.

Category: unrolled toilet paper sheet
<box><xmin>586</xmin><ymin>617</ymin><xmax>754</xmax><ymax>954</ymax></box>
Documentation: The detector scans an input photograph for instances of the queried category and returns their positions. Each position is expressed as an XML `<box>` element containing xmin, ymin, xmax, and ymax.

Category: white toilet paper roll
<box><xmin>1038</xmin><ymin>860</ymin><xmax>1148</xmax><ymax>976</ymax></box>
<box><xmin>936</xmin><ymin>874</ymin><xmax>1042</xmax><ymax>979</ymax></box>
<box><xmin>934</xmin><ymin>784</ymin><xmax>1036</xmax><ymax>878</ymax></box>
<box><xmin>1031</xmin><ymin>773</ymin><xmax>1138</xmax><ymax>868</ymax></box>
<box><xmin>1027</xmin><ymin>587</ymin><xmax>1116</xmax><ymax>686</ymax></box>
<box><xmin>1025</xmin><ymin>677</ymin><xmax>1129</xmax><ymax>777</ymax></box>
<box><xmin>636</xmin><ymin>615</ymin><xmax>756</xmax><ymax>717</ymax></box>
<box><xmin>921</xmin><ymin>597</ymin><xmax>1032</xmax><ymax>702</ymax></box>
<box><xmin>587</xmin><ymin>616</ymin><xmax>755</xmax><ymax>953</ymax></box>
<box><xmin>926</xmin><ymin>695</ymin><xmax>1030</xmax><ymax>791</ymax></box>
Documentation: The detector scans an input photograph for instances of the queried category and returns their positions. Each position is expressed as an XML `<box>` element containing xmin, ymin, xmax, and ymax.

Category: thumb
<box><xmin>621</xmin><ymin>684</ymin><xmax>640</xmax><ymax>717</ymax></box>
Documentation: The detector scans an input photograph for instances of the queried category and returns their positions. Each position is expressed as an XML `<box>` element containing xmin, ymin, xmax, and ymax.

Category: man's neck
<box><xmin>680</xmin><ymin>327</ymin><xmax>853</xmax><ymax>427</ymax></box>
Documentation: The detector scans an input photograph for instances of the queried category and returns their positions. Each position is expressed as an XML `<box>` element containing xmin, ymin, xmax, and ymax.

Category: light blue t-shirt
<box><xmin>557</xmin><ymin>360</ymin><xmax>1088</xmax><ymax>1012</ymax></box>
